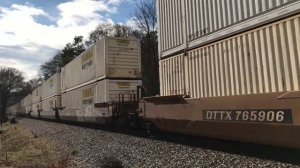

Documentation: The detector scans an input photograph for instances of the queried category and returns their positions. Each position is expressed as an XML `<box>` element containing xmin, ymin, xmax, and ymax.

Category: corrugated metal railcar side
<box><xmin>61</xmin><ymin>79</ymin><xmax>141</xmax><ymax>123</ymax></box>
<box><xmin>158</xmin><ymin>0</ymin><xmax>300</xmax><ymax>57</ymax></box>
<box><xmin>160</xmin><ymin>14</ymin><xmax>300</xmax><ymax>98</ymax></box>
<box><xmin>145</xmin><ymin>13</ymin><xmax>300</xmax><ymax>148</ymax></box>
<box><xmin>60</xmin><ymin>37</ymin><xmax>142</xmax><ymax>124</ymax></box>
<box><xmin>31</xmin><ymin>86</ymin><xmax>42</xmax><ymax>118</ymax></box>
<box><xmin>41</xmin><ymin>73</ymin><xmax>61</xmax><ymax>119</ymax></box>
<box><xmin>24</xmin><ymin>94</ymin><xmax>32</xmax><ymax>114</ymax></box>
<box><xmin>61</xmin><ymin>37</ymin><xmax>141</xmax><ymax>92</ymax></box>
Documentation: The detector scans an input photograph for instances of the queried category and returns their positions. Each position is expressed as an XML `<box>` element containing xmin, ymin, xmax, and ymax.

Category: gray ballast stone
<box><xmin>19</xmin><ymin>118</ymin><xmax>300</xmax><ymax>168</ymax></box>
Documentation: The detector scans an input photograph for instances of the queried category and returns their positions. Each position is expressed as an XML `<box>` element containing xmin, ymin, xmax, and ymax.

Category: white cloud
<box><xmin>0</xmin><ymin>4</ymin><xmax>50</xmax><ymax>46</ymax></box>
<box><xmin>57</xmin><ymin>0</ymin><xmax>114</xmax><ymax>28</ymax></box>
<box><xmin>125</xmin><ymin>17</ymin><xmax>137</xmax><ymax>29</ymax></box>
<box><xmin>0</xmin><ymin>0</ymin><xmax>130</xmax><ymax>80</ymax></box>
<box><xmin>0</xmin><ymin>58</ymin><xmax>38</xmax><ymax>80</ymax></box>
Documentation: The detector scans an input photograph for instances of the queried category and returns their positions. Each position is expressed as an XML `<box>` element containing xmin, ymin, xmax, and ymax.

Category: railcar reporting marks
<box><xmin>203</xmin><ymin>109</ymin><xmax>293</xmax><ymax>124</ymax></box>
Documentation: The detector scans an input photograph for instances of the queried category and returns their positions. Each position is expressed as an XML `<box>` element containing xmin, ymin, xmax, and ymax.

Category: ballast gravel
<box><xmin>19</xmin><ymin>118</ymin><xmax>300</xmax><ymax>168</ymax></box>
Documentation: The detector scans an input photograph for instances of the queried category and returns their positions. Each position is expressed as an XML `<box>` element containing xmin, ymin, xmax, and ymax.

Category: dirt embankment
<box><xmin>0</xmin><ymin>121</ymin><xmax>71</xmax><ymax>168</ymax></box>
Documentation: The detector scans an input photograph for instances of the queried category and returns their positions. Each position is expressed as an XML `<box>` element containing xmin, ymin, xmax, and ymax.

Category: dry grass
<box><xmin>0</xmin><ymin>122</ymin><xmax>71</xmax><ymax>168</ymax></box>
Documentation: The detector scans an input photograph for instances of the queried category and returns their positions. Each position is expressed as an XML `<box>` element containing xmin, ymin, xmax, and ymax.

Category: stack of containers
<box><xmin>21</xmin><ymin>98</ymin><xmax>26</xmax><ymax>114</ymax></box>
<box><xmin>31</xmin><ymin>86</ymin><xmax>42</xmax><ymax>117</ymax></box>
<box><xmin>6</xmin><ymin>106</ymin><xmax>13</xmax><ymax>116</ymax></box>
<box><xmin>41</xmin><ymin>73</ymin><xmax>61</xmax><ymax>119</ymax></box>
<box><xmin>25</xmin><ymin>94</ymin><xmax>32</xmax><ymax>114</ymax></box>
<box><xmin>157</xmin><ymin>0</ymin><xmax>300</xmax><ymax>98</ymax></box>
<box><xmin>6</xmin><ymin>105</ymin><xmax>13</xmax><ymax>115</ymax></box>
<box><xmin>21</xmin><ymin>94</ymin><xmax>32</xmax><ymax>115</ymax></box>
<box><xmin>61</xmin><ymin>37</ymin><xmax>141</xmax><ymax>122</ymax></box>
<box><xmin>10</xmin><ymin>103</ymin><xmax>21</xmax><ymax>116</ymax></box>
<box><xmin>7</xmin><ymin>95</ymin><xmax>31</xmax><ymax>116</ymax></box>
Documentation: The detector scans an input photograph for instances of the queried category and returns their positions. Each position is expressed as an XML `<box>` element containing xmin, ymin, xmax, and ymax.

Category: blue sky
<box><xmin>0</xmin><ymin>0</ymin><xmax>136</xmax><ymax>80</ymax></box>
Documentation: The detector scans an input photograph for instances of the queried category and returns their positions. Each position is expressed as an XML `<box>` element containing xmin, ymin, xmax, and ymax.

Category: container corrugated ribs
<box><xmin>61</xmin><ymin>37</ymin><xmax>141</xmax><ymax>92</ymax></box>
<box><xmin>41</xmin><ymin>73</ymin><xmax>61</xmax><ymax>113</ymax></box>
<box><xmin>32</xmin><ymin>86</ymin><xmax>42</xmax><ymax>104</ymax></box>
<box><xmin>22</xmin><ymin>94</ymin><xmax>32</xmax><ymax>113</ymax></box>
<box><xmin>42</xmin><ymin>96</ymin><xmax>61</xmax><ymax>112</ymax></box>
<box><xmin>25</xmin><ymin>94</ymin><xmax>32</xmax><ymax>113</ymax></box>
<box><xmin>61</xmin><ymin>79</ymin><xmax>141</xmax><ymax>111</ymax></box>
<box><xmin>31</xmin><ymin>85</ymin><xmax>42</xmax><ymax>115</ymax></box>
<box><xmin>160</xmin><ymin>14</ymin><xmax>300</xmax><ymax>98</ymax></box>
<box><xmin>158</xmin><ymin>0</ymin><xmax>300</xmax><ymax>58</ymax></box>
<box><xmin>42</xmin><ymin>72</ymin><xmax>61</xmax><ymax>100</ymax></box>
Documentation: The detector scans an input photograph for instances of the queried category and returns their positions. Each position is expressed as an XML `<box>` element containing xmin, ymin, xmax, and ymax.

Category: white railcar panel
<box><xmin>32</xmin><ymin>86</ymin><xmax>42</xmax><ymax>104</ymax></box>
<box><xmin>62</xmin><ymin>37</ymin><xmax>141</xmax><ymax>92</ymax></box>
<box><xmin>61</xmin><ymin>79</ymin><xmax>141</xmax><ymax>119</ymax></box>
<box><xmin>157</xmin><ymin>0</ymin><xmax>184</xmax><ymax>53</ymax></box>
<box><xmin>42</xmin><ymin>73</ymin><xmax>61</xmax><ymax>99</ymax></box>
<box><xmin>41</xmin><ymin>96</ymin><xmax>61</xmax><ymax>112</ymax></box>
<box><xmin>161</xmin><ymin>15</ymin><xmax>300</xmax><ymax>98</ymax></box>
<box><xmin>62</xmin><ymin>80</ymin><xmax>141</xmax><ymax>109</ymax></box>
<box><xmin>158</xmin><ymin>0</ymin><xmax>300</xmax><ymax>57</ymax></box>
<box><xmin>31</xmin><ymin>102</ymin><xmax>42</xmax><ymax>117</ymax></box>
<box><xmin>104</xmin><ymin>38</ymin><xmax>141</xmax><ymax>79</ymax></box>
<box><xmin>62</xmin><ymin>45</ymin><xmax>96</xmax><ymax>91</ymax></box>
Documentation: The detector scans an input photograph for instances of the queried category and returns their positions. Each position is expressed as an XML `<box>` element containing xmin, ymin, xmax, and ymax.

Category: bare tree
<box><xmin>40</xmin><ymin>52</ymin><xmax>62</xmax><ymax>80</ymax></box>
<box><xmin>61</xmin><ymin>36</ymin><xmax>85</xmax><ymax>66</ymax></box>
<box><xmin>85</xmin><ymin>23</ymin><xmax>135</xmax><ymax>47</ymax></box>
<box><xmin>132</xmin><ymin>0</ymin><xmax>159</xmax><ymax>96</ymax></box>
<box><xmin>0</xmin><ymin>67</ymin><xmax>24</xmax><ymax>122</ymax></box>
<box><xmin>114</xmin><ymin>24</ymin><xmax>134</xmax><ymax>38</ymax></box>
<box><xmin>132</xmin><ymin>0</ymin><xmax>157</xmax><ymax>35</ymax></box>
<box><xmin>40</xmin><ymin>36</ymin><xmax>85</xmax><ymax>80</ymax></box>
<box><xmin>85</xmin><ymin>23</ymin><xmax>114</xmax><ymax>46</ymax></box>
<box><xmin>26</xmin><ymin>76</ymin><xmax>43</xmax><ymax>90</ymax></box>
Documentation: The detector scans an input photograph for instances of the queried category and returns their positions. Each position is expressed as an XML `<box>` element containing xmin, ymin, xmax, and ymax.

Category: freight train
<box><xmin>8</xmin><ymin>0</ymin><xmax>300</xmax><ymax>148</ymax></box>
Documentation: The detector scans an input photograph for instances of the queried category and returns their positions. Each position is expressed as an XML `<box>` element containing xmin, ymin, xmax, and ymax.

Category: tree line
<box><xmin>0</xmin><ymin>0</ymin><xmax>158</xmax><ymax>122</ymax></box>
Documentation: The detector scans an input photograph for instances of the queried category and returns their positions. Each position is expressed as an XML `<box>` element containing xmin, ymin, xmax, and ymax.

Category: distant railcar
<box><xmin>59</xmin><ymin>37</ymin><xmax>142</xmax><ymax>124</ymax></box>
<box><xmin>31</xmin><ymin>85</ymin><xmax>42</xmax><ymax>118</ymax></box>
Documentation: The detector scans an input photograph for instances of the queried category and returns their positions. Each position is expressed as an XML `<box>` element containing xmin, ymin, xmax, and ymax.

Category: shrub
<box><xmin>10</xmin><ymin>118</ymin><xmax>17</xmax><ymax>124</ymax></box>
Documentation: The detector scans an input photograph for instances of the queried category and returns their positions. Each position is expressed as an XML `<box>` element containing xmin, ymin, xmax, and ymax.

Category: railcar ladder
<box><xmin>111</xmin><ymin>86</ymin><xmax>146</xmax><ymax>126</ymax></box>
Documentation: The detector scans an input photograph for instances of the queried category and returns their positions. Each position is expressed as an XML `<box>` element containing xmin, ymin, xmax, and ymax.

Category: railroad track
<box><xmin>18</xmin><ymin>118</ymin><xmax>300</xmax><ymax>168</ymax></box>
